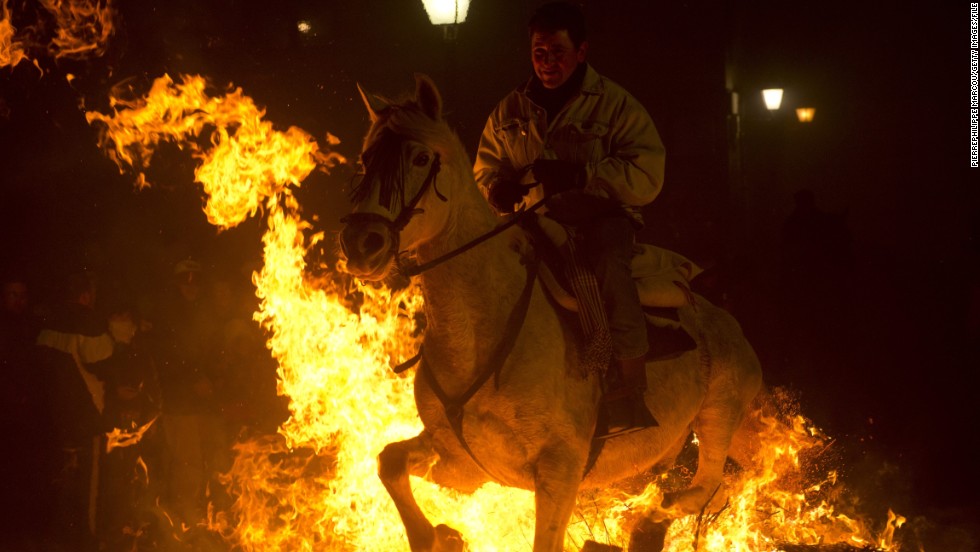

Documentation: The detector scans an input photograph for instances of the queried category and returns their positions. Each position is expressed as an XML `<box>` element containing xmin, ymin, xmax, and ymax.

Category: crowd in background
<box><xmin>0</xmin><ymin>253</ymin><xmax>287</xmax><ymax>552</ymax></box>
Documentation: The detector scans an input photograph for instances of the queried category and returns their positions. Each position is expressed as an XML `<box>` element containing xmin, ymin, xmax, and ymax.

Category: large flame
<box><xmin>86</xmin><ymin>74</ymin><xmax>343</xmax><ymax>229</ymax></box>
<box><xmin>89</xmin><ymin>75</ymin><xmax>904</xmax><ymax>551</ymax></box>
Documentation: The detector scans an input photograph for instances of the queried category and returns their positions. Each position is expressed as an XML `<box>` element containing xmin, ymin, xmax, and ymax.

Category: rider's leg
<box><xmin>580</xmin><ymin>215</ymin><xmax>658</xmax><ymax>437</ymax></box>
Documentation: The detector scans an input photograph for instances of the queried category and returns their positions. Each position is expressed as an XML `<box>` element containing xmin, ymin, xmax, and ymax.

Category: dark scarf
<box><xmin>527</xmin><ymin>63</ymin><xmax>587</xmax><ymax>124</ymax></box>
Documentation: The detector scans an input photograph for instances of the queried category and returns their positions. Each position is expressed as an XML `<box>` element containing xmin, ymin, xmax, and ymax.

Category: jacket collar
<box><xmin>580</xmin><ymin>64</ymin><xmax>603</xmax><ymax>95</ymax></box>
<box><xmin>520</xmin><ymin>63</ymin><xmax>603</xmax><ymax>97</ymax></box>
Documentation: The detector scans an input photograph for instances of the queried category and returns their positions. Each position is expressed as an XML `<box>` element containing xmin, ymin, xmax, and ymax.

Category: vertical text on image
<box><xmin>971</xmin><ymin>4</ymin><xmax>979</xmax><ymax>166</ymax></box>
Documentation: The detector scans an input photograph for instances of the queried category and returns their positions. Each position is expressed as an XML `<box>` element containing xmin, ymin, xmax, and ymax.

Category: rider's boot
<box><xmin>598</xmin><ymin>355</ymin><xmax>659</xmax><ymax>439</ymax></box>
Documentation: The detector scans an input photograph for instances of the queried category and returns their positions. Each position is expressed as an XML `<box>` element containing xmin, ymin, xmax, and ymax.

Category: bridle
<box><xmin>341</xmin><ymin>147</ymin><xmax>544</xmax><ymax>279</ymax></box>
<box><xmin>339</xmin><ymin>151</ymin><xmax>443</xmax><ymax>273</ymax></box>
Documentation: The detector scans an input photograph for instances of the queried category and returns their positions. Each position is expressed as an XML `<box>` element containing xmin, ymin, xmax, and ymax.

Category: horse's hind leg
<box><xmin>378</xmin><ymin>432</ymin><xmax>462</xmax><ymax>552</ymax></box>
<box><xmin>663</xmin><ymin>395</ymin><xmax>744</xmax><ymax>515</ymax></box>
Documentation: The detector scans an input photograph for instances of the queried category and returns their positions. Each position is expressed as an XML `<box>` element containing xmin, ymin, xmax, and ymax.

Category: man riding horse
<box><xmin>474</xmin><ymin>1</ymin><xmax>666</xmax><ymax>438</ymax></box>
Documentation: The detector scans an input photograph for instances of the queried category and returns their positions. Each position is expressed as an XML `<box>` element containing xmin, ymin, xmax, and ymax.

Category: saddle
<box><xmin>524</xmin><ymin>215</ymin><xmax>701</xmax><ymax>367</ymax></box>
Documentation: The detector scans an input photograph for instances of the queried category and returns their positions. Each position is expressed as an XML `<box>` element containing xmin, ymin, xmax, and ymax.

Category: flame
<box><xmin>87</xmin><ymin>74</ymin><xmax>343</xmax><ymax>229</ymax></box>
<box><xmin>657</xmin><ymin>409</ymin><xmax>895</xmax><ymax>551</ymax></box>
<box><xmin>2</xmin><ymin>0</ymin><xmax>115</xmax><ymax>70</ymax></box>
<box><xmin>105</xmin><ymin>414</ymin><xmax>159</xmax><ymax>454</ymax></box>
<box><xmin>0</xmin><ymin>0</ymin><xmax>29</xmax><ymax>69</ymax></box>
<box><xmin>39</xmin><ymin>0</ymin><xmax>115</xmax><ymax>60</ymax></box>
<box><xmin>90</xmin><ymin>75</ymin><xmax>905</xmax><ymax>551</ymax></box>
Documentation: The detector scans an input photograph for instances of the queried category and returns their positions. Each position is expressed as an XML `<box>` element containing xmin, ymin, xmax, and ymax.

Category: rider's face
<box><xmin>531</xmin><ymin>30</ymin><xmax>586</xmax><ymax>89</ymax></box>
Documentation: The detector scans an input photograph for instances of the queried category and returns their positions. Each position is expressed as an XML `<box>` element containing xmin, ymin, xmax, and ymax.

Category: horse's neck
<box><xmin>417</xmin><ymin>189</ymin><xmax>529</xmax><ymax>389</ymax></box>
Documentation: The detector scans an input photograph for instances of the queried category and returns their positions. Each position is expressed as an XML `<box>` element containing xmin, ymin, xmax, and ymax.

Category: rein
<box><xmin>400</xmin><ymin>197</ymin><xmax>547</xmax><ymax>278</ymax></box>
<box><xmin>342</xmin><ymin>152</ymin><xmax>544</xmax><ymax>280</ymax></box>
<box><xmin>389</xmin><ymin>195</ymin><xmax>544</xmax><ymax>377</ymax></box>
<box><xmin>420</xmin><ymin>258</ymin><xmax>539</xmax><ymax>484</ymax></box>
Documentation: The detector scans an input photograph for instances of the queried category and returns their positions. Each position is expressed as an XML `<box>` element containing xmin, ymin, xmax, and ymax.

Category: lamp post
<box><xmin>762</xmin><ymin>88</ymin><xmax>784</xmax><ymax>112</ymax></box>
<box><xmin>795</xmin><ymin>107</ymin><xmax>816</xmax><ymax>123</ymax></box>
<box><xmin>421</xmin><ymin>0</ymin><xmax>469</xmax><ymax>112</ymax></box>
<box><xmin>421</xmin><ymin>0</ymin><xmax>470</xmax><ymax>42</ymax></box>
<box><xmin>729</xmin><ymin>86</ymin><xmax>796</xmax><ymax>262</ymax></box>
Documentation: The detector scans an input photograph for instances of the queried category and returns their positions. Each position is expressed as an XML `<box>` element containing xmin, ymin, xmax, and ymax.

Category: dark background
<box><xmin>1</xmin><ymin>0</ymin><xmax>976</xmax><ymax>541</ymax></box>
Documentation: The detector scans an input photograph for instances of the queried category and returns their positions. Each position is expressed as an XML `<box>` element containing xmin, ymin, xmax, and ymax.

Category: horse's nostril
<box><xmin>360</xmin><ymin>231</ymin><xmax>385</xmax><ymax>256</ymax></box>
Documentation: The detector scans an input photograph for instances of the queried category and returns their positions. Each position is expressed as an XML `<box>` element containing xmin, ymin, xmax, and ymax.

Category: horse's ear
<box><xmin>357</xmin><ymin>82</ymin><xmax>390</xmax><ymax>122</ymax></box>
<box><xmin>414</xmin><ymin>74</ymin><xmax>442</xmax><ymax>121</ymax></box>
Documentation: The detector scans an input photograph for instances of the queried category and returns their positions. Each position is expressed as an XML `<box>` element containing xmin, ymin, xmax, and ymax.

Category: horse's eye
<box><xmin>413</xmin><ymin>152</ymin><xmax>431</xmax><ymax>167</ymax></box>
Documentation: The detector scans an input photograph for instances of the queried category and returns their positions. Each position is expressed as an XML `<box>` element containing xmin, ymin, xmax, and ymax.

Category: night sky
<box><xmin>1</xmin><ymin>0</ymin><xmax>976</xmax><ymax>542</ymax></box>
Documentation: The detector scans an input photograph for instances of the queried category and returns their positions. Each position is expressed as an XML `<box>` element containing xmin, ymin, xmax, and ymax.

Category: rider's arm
<box><xmin>588</xmin><ymin>90</ymin><xmax>666</xmax><ymax>207</ymax></box>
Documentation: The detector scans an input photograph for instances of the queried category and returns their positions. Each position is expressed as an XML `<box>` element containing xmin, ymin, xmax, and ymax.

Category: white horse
<box><xmin>339</xmin><ymin>75</ymin><xmax>764</xmax><ymax>552</ymax></box>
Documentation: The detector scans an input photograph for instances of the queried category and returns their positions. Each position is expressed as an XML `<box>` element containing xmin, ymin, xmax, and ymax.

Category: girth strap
<box><xmin>420</xmin><ymin>259</ymin><xmax>538</xmax><ymax>483</ymax></box>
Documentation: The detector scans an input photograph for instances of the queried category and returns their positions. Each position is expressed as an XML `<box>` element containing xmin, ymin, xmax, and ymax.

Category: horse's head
<box><xmin>339</xmin><ymin>75</ymin><xmax>463</xmax><ymax>281</ymax></box>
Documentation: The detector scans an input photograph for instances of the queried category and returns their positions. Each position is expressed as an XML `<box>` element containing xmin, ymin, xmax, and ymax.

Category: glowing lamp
<box><xmin>762</xmin><ymin>88</ymin><xmax>784</xmax><ymax>111</ymax></box>
<box><xmin>421</xmin><ymin>0</ymin><xmax>470</xmax><ymax>25</ymax></box>
<box><xmin>796</xmin><ymin>107</ymin><xmax>816</xmax><ymax>123</ymax></box>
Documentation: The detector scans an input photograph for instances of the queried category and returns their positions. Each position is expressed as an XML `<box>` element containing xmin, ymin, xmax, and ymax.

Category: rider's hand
<box><xmin>531</xmin><ymin>159</ymin><xmax>587</xmax><ymax>197</ymax></box>
<box><xmin>487</xmin><ymin>176</ymin><xmax>529</xmax><ymax>213</ymax></box>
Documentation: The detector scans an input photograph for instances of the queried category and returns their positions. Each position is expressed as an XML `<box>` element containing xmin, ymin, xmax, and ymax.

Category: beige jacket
<box><xmin>474</xmin><ymin>64</ymin><xmax>665</xmax><ymax>219</ymax></box>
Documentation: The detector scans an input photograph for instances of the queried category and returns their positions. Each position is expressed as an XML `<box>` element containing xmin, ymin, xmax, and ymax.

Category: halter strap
<box><xmin>339</xmin><ymin>152</ymin><xmax>442</xmax><ymax>236</ymax></box>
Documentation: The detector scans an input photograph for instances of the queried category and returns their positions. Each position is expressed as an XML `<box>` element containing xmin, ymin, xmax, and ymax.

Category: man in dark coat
<box><xmin>35</xmin><ymin>271</ymin><xmax>114</xmax><ymax>551</ymax></box>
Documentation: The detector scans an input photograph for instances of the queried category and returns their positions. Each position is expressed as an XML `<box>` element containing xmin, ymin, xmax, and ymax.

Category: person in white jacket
<box><xmin>474</xmin><ymin>1</ymin><xmax>666</xmax><ymax>438</ymax></box>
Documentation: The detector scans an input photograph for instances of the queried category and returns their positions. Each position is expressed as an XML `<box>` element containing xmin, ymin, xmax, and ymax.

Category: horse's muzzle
<box><xmin>339</xmin><ymin>218</ymin><xmax>396</xmax><ymax>281</ymax></box>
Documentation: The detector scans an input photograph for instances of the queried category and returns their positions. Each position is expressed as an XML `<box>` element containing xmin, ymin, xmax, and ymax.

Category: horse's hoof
<box><xmin>662</xmin><ymin>484</ymin><xmax>726</xmax><ymax>517</ymax></box>
<box><xmin>581</xmin><ymin>540</ymin><xmax>624</xmax><ymax>551</ymax></box>
<box><xmin>433</xmin><ymin>524</ymin><xmax>464</xmax><ymax>552</ymax></box>
<box><xmin>628</xmin><ymin>518</ymin><xmax>671</xmax><ymax>552</ymax></box>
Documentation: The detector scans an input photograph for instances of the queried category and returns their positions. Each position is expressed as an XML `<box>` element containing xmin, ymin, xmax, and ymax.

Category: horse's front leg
<box><xmin>533</xmin><ymin>444</ymin><xmax>586</xmax><ymax>552</ymax></box>
<box><xmin>378</xmin><ymin>432</ymin><xmax>462</xmax><ymax>552</ymax></box>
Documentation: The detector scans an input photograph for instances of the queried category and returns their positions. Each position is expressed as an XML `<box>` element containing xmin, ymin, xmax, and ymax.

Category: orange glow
<box><xmin>796</xmin><ymin>107</ymin><xmax>816</xmax><ymax>123</ymax></box>
<box><xmin>89</xmin><ymin>75</ymin><xmax>903</xmax><ymax>551</ymax></box>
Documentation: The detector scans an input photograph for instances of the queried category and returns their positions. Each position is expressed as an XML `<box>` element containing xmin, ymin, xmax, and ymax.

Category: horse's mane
<box><xmin>350</xmin><ymin>98</ymin><xmax>469</xmax><ymax>209</ymax></box>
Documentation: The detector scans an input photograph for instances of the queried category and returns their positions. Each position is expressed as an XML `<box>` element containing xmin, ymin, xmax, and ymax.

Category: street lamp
<box><xmin>421</xmin><ymin>0</ymin><xmax>470</xmax><ymax>41</ymax></box>
<box><xmin>762</xmin><ymin>88</ymin><xmax>784</xmax><ymax>111</ymax></box>
<box><xmin>795</xmin><ymin>107</ymin><xmax>816</xmax><ymax>123</ymax></box>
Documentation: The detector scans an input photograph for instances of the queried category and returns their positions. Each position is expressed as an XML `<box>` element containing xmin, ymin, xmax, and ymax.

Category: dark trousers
<box><xmin>51</xmin><ymin>438</ymin><xmax>100</xmax><ymax>551</ymax></box>
<box><xmin>578</xmin><ymin>215</ymin><xmax>649</xmax><ymax>360</ymax></box>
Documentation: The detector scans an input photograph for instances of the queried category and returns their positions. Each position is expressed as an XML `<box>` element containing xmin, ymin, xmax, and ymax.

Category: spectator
<box><xmin>97</xmin><ymin>299</ymin><xmax>163</xmax><ymax>551</ymax></box>
<box><xmin>151</xmin><ymin>258</ymin><xmax>230</xmax><ymax>527</ymax></box>
<box><xmin>0</xmin><ymin>272</ymin><xmax>46</xmax><ymax>547</ymax></box>
<box><xmin>209</xmin><ymin>275</ymin><xmax>286</xmax><ymax>437</ymax></box>
<box><xmin>35</xmin><ymin>270</ymin><xmax>114</xmax><ymax>552</ymax></box>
